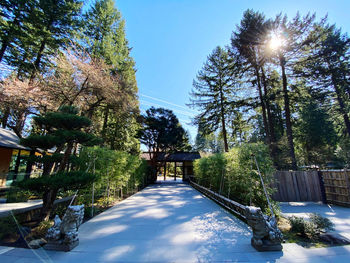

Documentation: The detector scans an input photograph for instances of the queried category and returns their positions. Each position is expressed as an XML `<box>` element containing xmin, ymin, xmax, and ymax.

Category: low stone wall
<box><xmin>0</xmin><ymin>196</ymin><xmax>73</xmax><ymax>223</ymax></box>
<box><xmin>189</xmin><ymin>180</ymin><xmax>247</xmax><ymax>222</ymax></box>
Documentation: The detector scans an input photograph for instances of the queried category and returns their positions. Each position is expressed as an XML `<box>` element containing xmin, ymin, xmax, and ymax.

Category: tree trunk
<box><xmin>261</xmin><ymin>68</ymin><xmax>279</xmax><ymax>168</ymax></box>
<box><xmin>0</xmin><ymin>39</ymin><xmax>9</xmax><ymax>62</ymax></box>
<box><xmin>279</xmin><ymin>54</ymin><xmax>297</xmax><ymax>170</ymax></box>
<box><xmin>58</xmin><ymin>142</ymin><xmax>74</xmax><ymax>172</ymax></box>
<box><xmin>102</xmin><ymin>105</ymin><xmax>110</xmax><ymax>140</ymax></box>
<box><xmin>11</xmin><ymin>110</ymin><xmax>27</xmax><ymax>138</ymax></box>
<box><xmin>219</xmin><ymin>85</ymin><xmax>229</xmax><ymax>152</ymax></box>
<box><xmin>13</xmin><ymin>150</ymin><xmax>22</xmax><ymax>180</ymax></box>
<box><xmin>41</xmin><ymin>188</ymin><xmax>59</xmax><ymax>221</ymax></box>
<box><xmin>24</xmin><ymin>150</ymin><xmax>36</xmax><ymax>179</ymax></box>
<box><xmin>332</xmin><ymin>75</ymin><xmax>350</xmax><ymax>136</ymax></box>
<box><xmin>29</xmin><ymin>40</ymin><xmax>46</xmax><ymax>83</ymax></box>
<box><xmin>1</xmin><ymin>107</ymin><xmax>10</xmax><ymax>128</ymax></box>
<box><xmin>255</xmin><ymin>67</ymin><xmax>271</xmax><ymax>145</ymax></box>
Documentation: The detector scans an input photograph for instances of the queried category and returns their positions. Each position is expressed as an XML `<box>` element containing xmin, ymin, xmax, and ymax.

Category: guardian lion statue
<box><xmin>45</xmin><ymin>205</ymin><xmax>84</xmax><ymax>251</ymax></box>
<box><xmin>245</xmin><ymin>206</ymin><xmax>283</xmax><ymax>251</ymax></box>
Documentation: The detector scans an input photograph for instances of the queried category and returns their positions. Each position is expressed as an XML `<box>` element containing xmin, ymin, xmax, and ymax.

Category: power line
<box><xmin>139</xmin><ymin>93</ymin><xmax>198</xmax><ymax>114</ymax></box>
<box><xmin>140</xmin><ymin>100</ymin><xmax>195</xmax><ymax>118</ymax></box>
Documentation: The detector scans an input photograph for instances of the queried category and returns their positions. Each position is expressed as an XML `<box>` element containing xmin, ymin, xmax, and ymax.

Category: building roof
<box><xmin>141</xmin><ymin>152</ymin><xmax>201</xmax><ymax>162</ymax></box>
<box><xmin>0</xmin><ymin>128</ymin><xmax>30</xmax><ymax>150</ymax></box>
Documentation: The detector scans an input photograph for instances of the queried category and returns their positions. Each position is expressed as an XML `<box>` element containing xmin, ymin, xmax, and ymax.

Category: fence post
<box><xmin>317</xmin><ymin>170</ymin><xmax>327</xmax><ymax>204</ymax></box>
<box><xmin>344</xmin><ymin>169</ymin><xmax>350</xmax><ymax>204</ymax></box>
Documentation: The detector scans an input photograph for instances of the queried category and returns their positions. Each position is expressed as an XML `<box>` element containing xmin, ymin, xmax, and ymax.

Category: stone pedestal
<box><xmin>251</xmin><ymin>239</ymin><xmax>283</xmax><ymax>252</ymax></box>
<box><xmin>44</xmin><ymin>240</ymin><xmax>79</xmax><ymax>252</ymax></box>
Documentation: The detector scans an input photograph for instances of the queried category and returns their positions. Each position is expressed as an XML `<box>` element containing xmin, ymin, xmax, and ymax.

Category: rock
<box><xmin>319</xmin><ymin>233</ymin><xmax>350</xmax><ymax>245</ymax></box>
<box><xmin>28</xmin><ymin>238</ymin><xmax>47</xmax><ymax>249</ymax></box>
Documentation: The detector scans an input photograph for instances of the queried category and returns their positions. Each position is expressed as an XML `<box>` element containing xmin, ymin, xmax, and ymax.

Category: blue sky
<box><xmin>115</xmin><ymin>0</ymin><xmax>350</xmax><ymax>142</ymax></box>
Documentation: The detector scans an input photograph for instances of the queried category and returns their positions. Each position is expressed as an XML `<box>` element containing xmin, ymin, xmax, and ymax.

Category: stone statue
<box><xmin>244</xmin><ymin>206</ymin><xmax>283</xmax><ymax>251</ymax></box>
<box><xmin>45</xmin><ymin>205</ymin><xmax>84</xmax><ymax>251</ymax></box>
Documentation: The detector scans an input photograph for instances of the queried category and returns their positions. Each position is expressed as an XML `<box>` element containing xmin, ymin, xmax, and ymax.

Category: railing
<box><xmin>189</xmin><ymin>180</ymin><xmax>247</xmax><ymax>222</ymax></box>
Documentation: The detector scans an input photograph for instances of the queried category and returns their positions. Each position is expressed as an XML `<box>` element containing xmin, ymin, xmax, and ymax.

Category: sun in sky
<box><xmin>268</xmin><ymin>32</ymin><xmax>285</xmax><ymax>51</ymax></box>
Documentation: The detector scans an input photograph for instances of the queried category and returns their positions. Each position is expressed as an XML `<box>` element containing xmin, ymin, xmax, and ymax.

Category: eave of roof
<box><xmin>0</xmin><ymin>128</ymin><xmax>31</xmax><ymax>150</ymax></box>
<box><xmin>141</xmin><ymin>152</ymin><xmax>201</xmax><ymax>162</ymax></box>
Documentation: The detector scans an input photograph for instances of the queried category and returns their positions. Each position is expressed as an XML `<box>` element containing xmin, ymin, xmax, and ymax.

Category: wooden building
<box><xmin>141</xmin><ymin>152</ymin><xmax>201</xmax><ymax>181</ymax></box>
<box><xmin>0</xmin><ymin>128</ymin><xmax>30</xmax><ymax>186</ymax></box>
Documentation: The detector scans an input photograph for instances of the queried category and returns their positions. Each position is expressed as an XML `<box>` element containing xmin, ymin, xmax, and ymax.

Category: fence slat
<box><xmin>272</xmin><ymin>171</ymin><xmax>323</xmax><ymax>202</ymax></box>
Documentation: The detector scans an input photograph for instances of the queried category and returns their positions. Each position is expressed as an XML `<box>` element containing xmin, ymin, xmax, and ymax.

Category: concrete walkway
<box><xmin>1</xmin><ymin>182</ymin><xmax>350</xmax><ymax>262</ymax></box>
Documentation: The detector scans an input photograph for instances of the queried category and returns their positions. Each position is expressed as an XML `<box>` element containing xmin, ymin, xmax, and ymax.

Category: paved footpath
<box><xmin>1</xmin><ymin>182</ymin><xmax>350</xmax><ymax>262</ymax></box>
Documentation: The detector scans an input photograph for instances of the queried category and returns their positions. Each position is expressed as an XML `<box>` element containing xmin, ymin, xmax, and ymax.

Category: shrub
<box><xmin>288</xmin><ymin>214</ymin><xmax>334</xmax><ymax>239</ymax></box>
<box><xmin>28</xmin><ymin>220</ymin><xmax>53</xmax><ymax>240</ymax></box>
<box><xmin>0</xmin><ymin>216</ymin><xmax>18</xmax><ymax>240</ymax></box>
<box><xmin>309</xmin><ymin>213</ymin><xmax>334</xmax><ymax>232</ymax></box>
<box><xmin>289</xmin><ymin>216</ymin><xmax>306</xmax><ymax>235</ymax></box>
<box><xmin>193</xmin><ymin>143</ymin><xmax>276</xmax><ymax>212</ymax></box>
<box><xmin>6</xmin><ymin>188</ymin><xmax>33</xmax><ymax>203</ymax></box>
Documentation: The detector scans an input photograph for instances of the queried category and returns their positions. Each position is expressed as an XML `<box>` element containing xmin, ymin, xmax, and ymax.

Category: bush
<box><xmin>16</xmin><ymin>171</ymin><xmax>96</xmax><ymax>194</ymax></box>
<box><xmin>289</xmin><ymin>216</ymin><xmax>306</xmax><ymax>235</ymax></box>
<box><xmin>0</xmin><ymin>216</ymin><xmax>18</xmax><ymax>240</ymax></box>
<box><xmin>193</xmin><ymin>143</ymin><xmax>276</xmax><ymax>212</ymax></box>
<box><xmin>28</xmin><ymin>220</ymin><xmax>53</xmax><ymax>240</ymax></box>
<box><xmin>288</xmin><ymin>213</ymin><xmax>334</xmax><ymax>239</ymax></box>
<box><xmin>6</xmin><ymin>188</ymin><xmax>33</xmax><ymax>203</ymax></box>
<box><xmin>309</xmin><ymin>213</ymin><xmax>334</xmax><ymax>232</ymax></box>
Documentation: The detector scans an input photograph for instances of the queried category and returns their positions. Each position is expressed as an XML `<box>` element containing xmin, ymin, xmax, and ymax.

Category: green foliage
<box><xmin>188</xmin><ymin>9</ymin><xmax>350</xmax><ymax>169</ymax></box>
<box><xmin>0</xmin><ymin>216</ymin><xmax>18</xmax><ymax>240</ymax></box>
<box><xmin>296</xmin><ymin>99</ymin><xmax>337</xmax><ymax>165</ymax></box>
<box><xmin>289</xmin><ymin>216</ymin><xmax>306</xmax><ymax>234</ymax></box>
<box><xmin>335</xmin><ymin>138</ymin><xmax>350</xmax><ymax>167</ymax></box>
<box><xmin>28</xmin><ymin>220</ymin><xmax>53</xmax><ymax>240</ymax></box>
<box><xmin>193</xmin><ymin>142</ymin><xmax>276</xmax><ymax>212</ymax></box>
<box><xmin>80</xmin><ymin>0</ymin><xmax>139</xmax><ymax>152</ymax></box>
<box><xmin>190</xmin><ymin>46</ymin><xmax>239</xmax><ymax>152</ymax></box>
<box><xmin>2</xmin><ymin>0</ymin><xmax>83</xmax><ymax>78</ymax></box>
<box><xmin>16</xmin><ymin>171</ymin><xmax>96</xmax><ymax>194</ymax></box>
<box><xmin>78</xmin><ymin>146</ymin><xmax>149</xmax><ymax>192</ymax></box>
<box><xmin>6</xmin><ymin>188</ymin><xmax>33</xmax><ymax>203</ymax></box>
<box><xmin>139</xmin><ymin>107</ymin><xmax>192</xmax><ymax>153</ymax></box>
<box><xmin>289</xmin><ymin>214</ymin><xmax>334</xmax><ymax>239</ymax></box>
<box><xmin>309</xmin><ymin>213</ymin><xmax>335</xmax><ymax>232</ymax></box>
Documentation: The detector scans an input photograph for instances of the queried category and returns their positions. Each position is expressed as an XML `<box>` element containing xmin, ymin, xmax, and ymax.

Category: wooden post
<box><xmin>344</xmin><ymin>169</ymin><xmax>350</xmax><ymax>204</ymax></box>
<box><xmin>174</xmin><ymin>162</ymin><xmax>177</xmax><ymax>181</ymax></box>
<box><xmin>182</xmin><ymin>162</ymin><xmax>185</xmax><ymax>181</ymax></box>
<box><xmin>317</xmin><ymin>170</ymin><xmax>327</xmax><ymax>204</ymax></box>
<box><xmin>164</xmin><ymin>162</ymin><xmax>166</xmax><ymax>180</ymax></box>
<box><xmin>13</xmin><ymin>149</ymin><xmax>22</xmax><ymax>180</ymax></box>
<box><xmin>25</xmin><ymin>149</ymin><xmax>35</xmax><ymax>179</ymax></box>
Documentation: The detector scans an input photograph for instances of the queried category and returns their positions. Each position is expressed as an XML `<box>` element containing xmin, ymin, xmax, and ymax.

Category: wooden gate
<box><xmin>272</xmin><ymin>171</ymin><xmax>323</xmax><ymax>202</ymax></box>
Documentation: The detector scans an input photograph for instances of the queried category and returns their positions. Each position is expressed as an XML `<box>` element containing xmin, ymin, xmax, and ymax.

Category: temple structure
<box><xmin>141</xmin><ymin>152</ymin><xmax>201</xmax><ymax>181</ymax></box>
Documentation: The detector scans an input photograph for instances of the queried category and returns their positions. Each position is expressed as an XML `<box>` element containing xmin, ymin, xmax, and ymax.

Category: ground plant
<box><xmin>284</xmin><ymin>213</ymin><xmax>336</xmax><ymax>246</ymax></box>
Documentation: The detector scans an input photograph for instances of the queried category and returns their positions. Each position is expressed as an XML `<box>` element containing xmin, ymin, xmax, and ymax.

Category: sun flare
<box><xmin>269</xmin><ymin>35</ymin><xmax>283</xmax><ymax>50</ymax></box>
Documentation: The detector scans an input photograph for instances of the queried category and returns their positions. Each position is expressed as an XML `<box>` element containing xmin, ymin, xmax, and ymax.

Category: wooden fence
<box><xmin>272</xmin><ymin>170</ymin><xmax>350</xmax><ymax>207</ymax></box>
<box><xmin>272</xmin><ymin>171</ymin><xmax>324</xmax><ymax>202</ymax></box>
<box><xmin>321</xmin><ymin>170</ymin><xmax>350</xmax><ymax>207</ymax></box>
